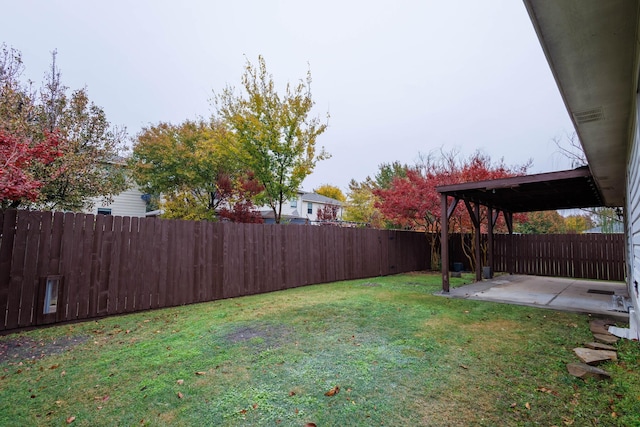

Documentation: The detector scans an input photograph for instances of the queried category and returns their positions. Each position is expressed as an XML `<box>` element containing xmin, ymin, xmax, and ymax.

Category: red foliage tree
<box><xmin>374</xmin><ymin>150</ymin><xmax>530</xmax><ymax>269</ymax></box>
<box><xmin>316</xmin><ymin>204</ymin><xmax>341</xmax><ymax>223</ymax></box>
<box><xmin>217</xmin><ymin>171</ymin><xmax>265</xmax><ymax>223</ymax></box>
<box><xmin>0</xmin><ymin>130</ymin><xmax>62</xmax><ymax>209</ymax></box>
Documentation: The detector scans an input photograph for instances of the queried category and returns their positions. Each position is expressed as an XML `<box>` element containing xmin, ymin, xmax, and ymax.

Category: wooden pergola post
<box><xmin>505</xmin><ymin>211</ymin><xmax>514</xmax><ymax>275</ymax></box>
<box><xmin>487</xmin><ymin>207</ymin><xmax>498</xmax><ymax>279</ymax></box>
<box><xmin>441</xmin><ymin>193</ymin><xmax>449</xmax><ymax>292</ymax></box>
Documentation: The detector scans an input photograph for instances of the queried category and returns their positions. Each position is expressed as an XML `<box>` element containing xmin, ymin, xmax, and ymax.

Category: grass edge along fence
<box><xmin>0</xmin><ymin>210</ymin><xmax>428</xmax><ymax>331</ymax></box>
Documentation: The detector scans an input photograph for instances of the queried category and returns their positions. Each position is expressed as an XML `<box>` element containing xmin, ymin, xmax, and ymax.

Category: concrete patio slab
<box><xmin>440</xmin><ymin>275</ymin><xmax>629</xmax><ymax>320</ymax></box>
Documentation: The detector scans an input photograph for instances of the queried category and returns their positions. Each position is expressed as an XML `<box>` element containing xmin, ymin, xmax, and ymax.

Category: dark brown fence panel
<box><xmin>0</xmin><ymin>210</ymin><xmax>431</xmax><ymax>331</ymax></box>
<box><xmin>492</xmin><ymin>233</ymin><xmax>625</xmax><ymax>281</ymax></box>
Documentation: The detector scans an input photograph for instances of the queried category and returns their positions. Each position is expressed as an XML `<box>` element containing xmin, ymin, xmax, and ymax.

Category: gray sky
<box><xmin>2</xmin><ymin>0</ymin><xmax>576</xmax><ymax>193</ymax></box>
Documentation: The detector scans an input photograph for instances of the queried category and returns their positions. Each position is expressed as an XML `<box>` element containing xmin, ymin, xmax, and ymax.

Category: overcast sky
<box><xmin>2</xmin><ymin>0</ymin><xmax>576</xmax><ymax>193</ymax></box>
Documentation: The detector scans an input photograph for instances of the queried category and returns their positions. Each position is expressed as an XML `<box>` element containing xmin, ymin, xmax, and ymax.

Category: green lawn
<box><xmin>1</xmin><ymin>273</ymin><xmax>638</xmax><ymax>426</ymax></box>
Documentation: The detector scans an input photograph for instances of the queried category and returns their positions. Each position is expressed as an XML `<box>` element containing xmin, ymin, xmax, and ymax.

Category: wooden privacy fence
<box><xmin>0</xmin><ymin>210</ymin><xmax>429</xmax><ymax>331</ymax></box>
<box><xmin>492</xmin><ymin>233</ymin><xmax>625</xmax><ymax>281</ymax></box>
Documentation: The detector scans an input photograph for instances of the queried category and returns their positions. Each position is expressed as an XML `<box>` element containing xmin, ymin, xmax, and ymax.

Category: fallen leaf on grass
<box><xmin>459</xmin><ymin>364</ymin><xmax>468</xmax><ymax>370</ymax></box>
<box><xmin>50</xmin><ymin>364</ymin><xmax>59</xmax><ymax>370</ymax></box>
<box><xmin>305</xmin><ymin>424</ymin><xmax>317</xmax><ymax>427</ymax></box>
<box><xmin>177</xmin><ymin>392</ymin><xmax>184</xmax><ymax>399</ymax></box>
<box><xmin>325</xmin><ymin>385</ymin><xmax>340</xmax><ymax>396</ymax></box>
<box><xmin>510</xmin><ymin>402</ymin><xmax>517</xmax><ymax>408</ymax></box>
<box><xmin>525</xmin><ymin>402</ymin><xmax>531</xmax><ymax>410</ymax></box>
<box><xmin>289</xmin><ymin>391</ymin><xmax>296</xmax><ymax>396</ymax></box>
<box><xmin>195</xmin><ymin>371</ymin><xmax>206</xmax><ymax>376</ymax></box>
<box><xmin>66</xmin><ymin>416</ymin><xmax>75</xmax><ymax>424</ymax></box>
<box><xmin>176</xmin><ymin>379</ymin><xmax>184</xmax><ymax>385</ymax></box>
<box><xmin>536</xmin><ymin>386</ymin><xmax>559</xmax><ymax>396</ymax></box>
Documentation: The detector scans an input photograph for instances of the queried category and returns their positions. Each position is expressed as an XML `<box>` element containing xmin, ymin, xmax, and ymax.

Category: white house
<box><xmin>524</xmin><ymin>0</ymin><xmax>639</xmax><ymax>338</ymax></box>
<box><xmin>83</xmin><ymin>157</ymin><xmax>149</xmax><ymax>217</ymax></box>
<box><xmin>86</xmin><ymin>186</ymin><xmax>148</xmax><ymax>218</ymax></box>
<box><xmin>260</xmin><ymin>190</ymin><xmax>344</xmax><ymax>224</ymax></box>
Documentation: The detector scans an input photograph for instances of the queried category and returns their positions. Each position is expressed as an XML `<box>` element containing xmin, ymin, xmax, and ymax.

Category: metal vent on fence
<box><xmin>573</xmin><ymin>107</ymin><xmax>604</xmax><ymax>124</ymax></box>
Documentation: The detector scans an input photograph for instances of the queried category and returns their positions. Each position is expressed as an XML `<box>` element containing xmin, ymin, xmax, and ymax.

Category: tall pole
<box><xmin>440</xmin><ymin>194</ymin><xmax>449</xmax><ymax>292</ymax></box>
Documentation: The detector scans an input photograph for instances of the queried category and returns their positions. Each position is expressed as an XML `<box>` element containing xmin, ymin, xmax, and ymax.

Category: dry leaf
<box><xmin>325</xmin><ymin>385</ymin><xmax>340</xmax><ymax>397</ymax></box>
<box><xmin>177</xmin><ymin>392</ymin><xmax>184</xmax><ymax>399</ymax></box>
<box><xmin>525</xmin><ymin>402</ymin><xmax>531</xmax><ymax>410</ymax></box>
<box><xmin>611</xmin><ymin>412</ymin><xmax>617</xmax><ymax>418</ymax></box>
<box><xmin>510</xmin><ymin>402</ymin><xmax>517</xmax><ymax>408</ymax></box>
<box><xmin>459</xmin><ymin>364</ymin><xmax>468</xmax><ymax>370</ymax></box>
<box><xmin>61</xmin><ymin>371</ymin><xmax>66</xmax><ymax>377</ymax></box>
<box><xmin>177</xmin><ymin>379</ymin><xmax>184</xmax><ymax>385</ymax></box>
<box><xmin>50</xmin><ymin>364</ymin><xmax>59</xmax><ymax>370</ymax></box>
<box><xmin>195</xmin><ymin>371</ymin><xmax>206</xmax><ymax>376</ymax></box>
<box><xmin>66</xmin><ymin>416</ymin><xmax>75</xmax><ymax>424</ymax></box>
<box><xmin>305</xmin><ymin>424</ymin><xmax>317</xmax><ymax>427</ymax></box>
<box><xmin>289</xmin><ymin>391</ymin><xmax>296</xmax><ymax>396</ymax></box>
<box><xmin>239</xmin><ymin>409</ymin><xmax>247</xmax><ymax>414</ymax></box>
<box><xmin>252</xmin><ymin>403</ymin><xmax>258</xmax><ymax>409</ymax></box>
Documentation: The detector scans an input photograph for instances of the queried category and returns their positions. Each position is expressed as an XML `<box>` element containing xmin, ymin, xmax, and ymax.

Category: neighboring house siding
<box><xmin>89</xmin><ymin>187</ymin><xmax>148</xmax><ymax>217</ymax></box>
<box><xmin>259</xmin><ymin>191</ymin><xmax>343</xmax><ymax>223</ymax></box>
<box><xmin>627</xmin><ymin>96</ymin><xmax>640</xmax><ymax>328</ymax></box>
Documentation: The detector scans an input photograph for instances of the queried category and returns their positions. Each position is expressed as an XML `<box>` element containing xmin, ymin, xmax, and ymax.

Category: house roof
<box><xmin>524</xmin><ymin>0</ymin><xmax>639</xmax><ymax>207</ymax></box>
<box><xmin>300</xmin><ymin>192</ymin><xmax>343</xmax><ymax>206</ymax></box>
<box><xmin>436</xmin><ymin>166</ymin><xmax>603</xmax><ymax>213</ymax></box>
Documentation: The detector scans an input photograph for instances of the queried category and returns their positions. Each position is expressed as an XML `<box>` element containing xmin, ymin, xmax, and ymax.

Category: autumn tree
<box><xmin>313</xmin><ymin>184</ymin><xmax>346</xmax><ymax>202</ymax></box>
<box><xmin>374</xmin><ymin>161</ymin><xmax>410</xmax><ymax>189</ymax></box>
<box><xmin>343</xmin><ymin>178</ymin><xmax>385</xmax><ymax>227</ymax></box>
<box><xmin>316</xmin><ymin>204</ymin><xmax>341</xmax><ymax>222</ymax></box>
<box><xmin>131</xmin><ymin>119</ymin><xmax>263</xmax><ymax>222</ymax></box>
<box><xmin>0</xmin><ymin>131</ymin><xmax>62</xmax><ymax>209</ymax></box>
<box><xmin>515</xmin><ymin>211</ymin><xmax>567</xmax><ymax>234</ymax></box>
<box><xmin>215</xmin><ymin>55</ymin><xmax>329</xmax><ymax>224</ymax></box>
<box><xmin>0</xmin><ymin>45</ymin><xmax>126</xmax><ymax>211</ymax></box>
<box><xmin>564</xmin><ymin>214</ymin><xmax>594</xmax><ymax>233</ymax></box>
<box><xmin>375</xmin><ymin>149</ymin><xmax>530</xmax><ymax>269</ymax></box>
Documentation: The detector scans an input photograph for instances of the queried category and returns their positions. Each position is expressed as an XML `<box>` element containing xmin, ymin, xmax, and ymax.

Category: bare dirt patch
<box><xmin>224</xmin><ymin>324</ymin><xmax>292</xmax><ymax>350</ymax></box>
<box><xmin>0</xmin><ymin>335</ymin><xmax>89</xmax><ymax>364</ymax></box>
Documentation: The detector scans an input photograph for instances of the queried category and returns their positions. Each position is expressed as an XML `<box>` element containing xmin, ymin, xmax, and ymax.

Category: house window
<box><xmin>43</xmin><ymin>276</ymin><xmax>60</xmax><ymax>314</ymax></box>
<box><xmin>97</xmin><ymin>208</ymin><xmax>112</xmax><ymax>215</ymax></box>
<box><xmin>290</xmin><ymin>199</ymin><xmax>297</xmax><ymax>208</ymax></box>
<box><xmin>307</xmin><ymin>202</ymin><xmax>313</xmax><ymax>214</ymax></box>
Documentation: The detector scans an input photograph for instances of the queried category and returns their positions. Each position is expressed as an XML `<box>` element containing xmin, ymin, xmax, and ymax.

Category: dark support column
<box><xmin>505</xmin><ymin>211</ymin><xmax>514</xmax><ymax>275</ymax></box>
<box><xmin>441</xmin><ymin>194</ymin><xmax>449</xmax><ymax>293</ymax></box>
<box><xmin>474</xmin><ymin>202</ymin><xmax>481</xmax><ymax>281</ymax></box>
<box><xmin>487</xmin><ymin>207</ymin><xmax>494</xmax><ymax>279</ymax></box>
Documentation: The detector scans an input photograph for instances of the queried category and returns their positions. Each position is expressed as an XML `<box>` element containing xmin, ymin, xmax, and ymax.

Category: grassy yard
<box><xmin>1</xmin><ymin>273</ymin><xmax>638</xmax><ymax>426</ymax></box>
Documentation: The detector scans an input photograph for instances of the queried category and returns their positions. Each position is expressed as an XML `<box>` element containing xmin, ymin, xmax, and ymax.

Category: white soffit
<box><xmin>524</xmin><ymin>0</ymin><xmax>640</xmax><ymax>206</ymax></box>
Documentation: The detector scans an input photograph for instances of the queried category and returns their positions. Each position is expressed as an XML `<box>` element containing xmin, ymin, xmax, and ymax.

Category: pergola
<box><xmin>436</xmin><ymin>166</ymin><xmax>604</xmax><ymax>292</ymax></box>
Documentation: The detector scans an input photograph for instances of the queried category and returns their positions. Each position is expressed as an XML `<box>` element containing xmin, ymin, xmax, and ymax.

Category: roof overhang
<box><xmin>436</xmin><ymin>167</ymin><xmax>602</xmax><ymax>213</ymax></box>
<box><xmin>524</xmin><ymin>0</ymin><xmax>640</xmax><ymax>207</ymax></box>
